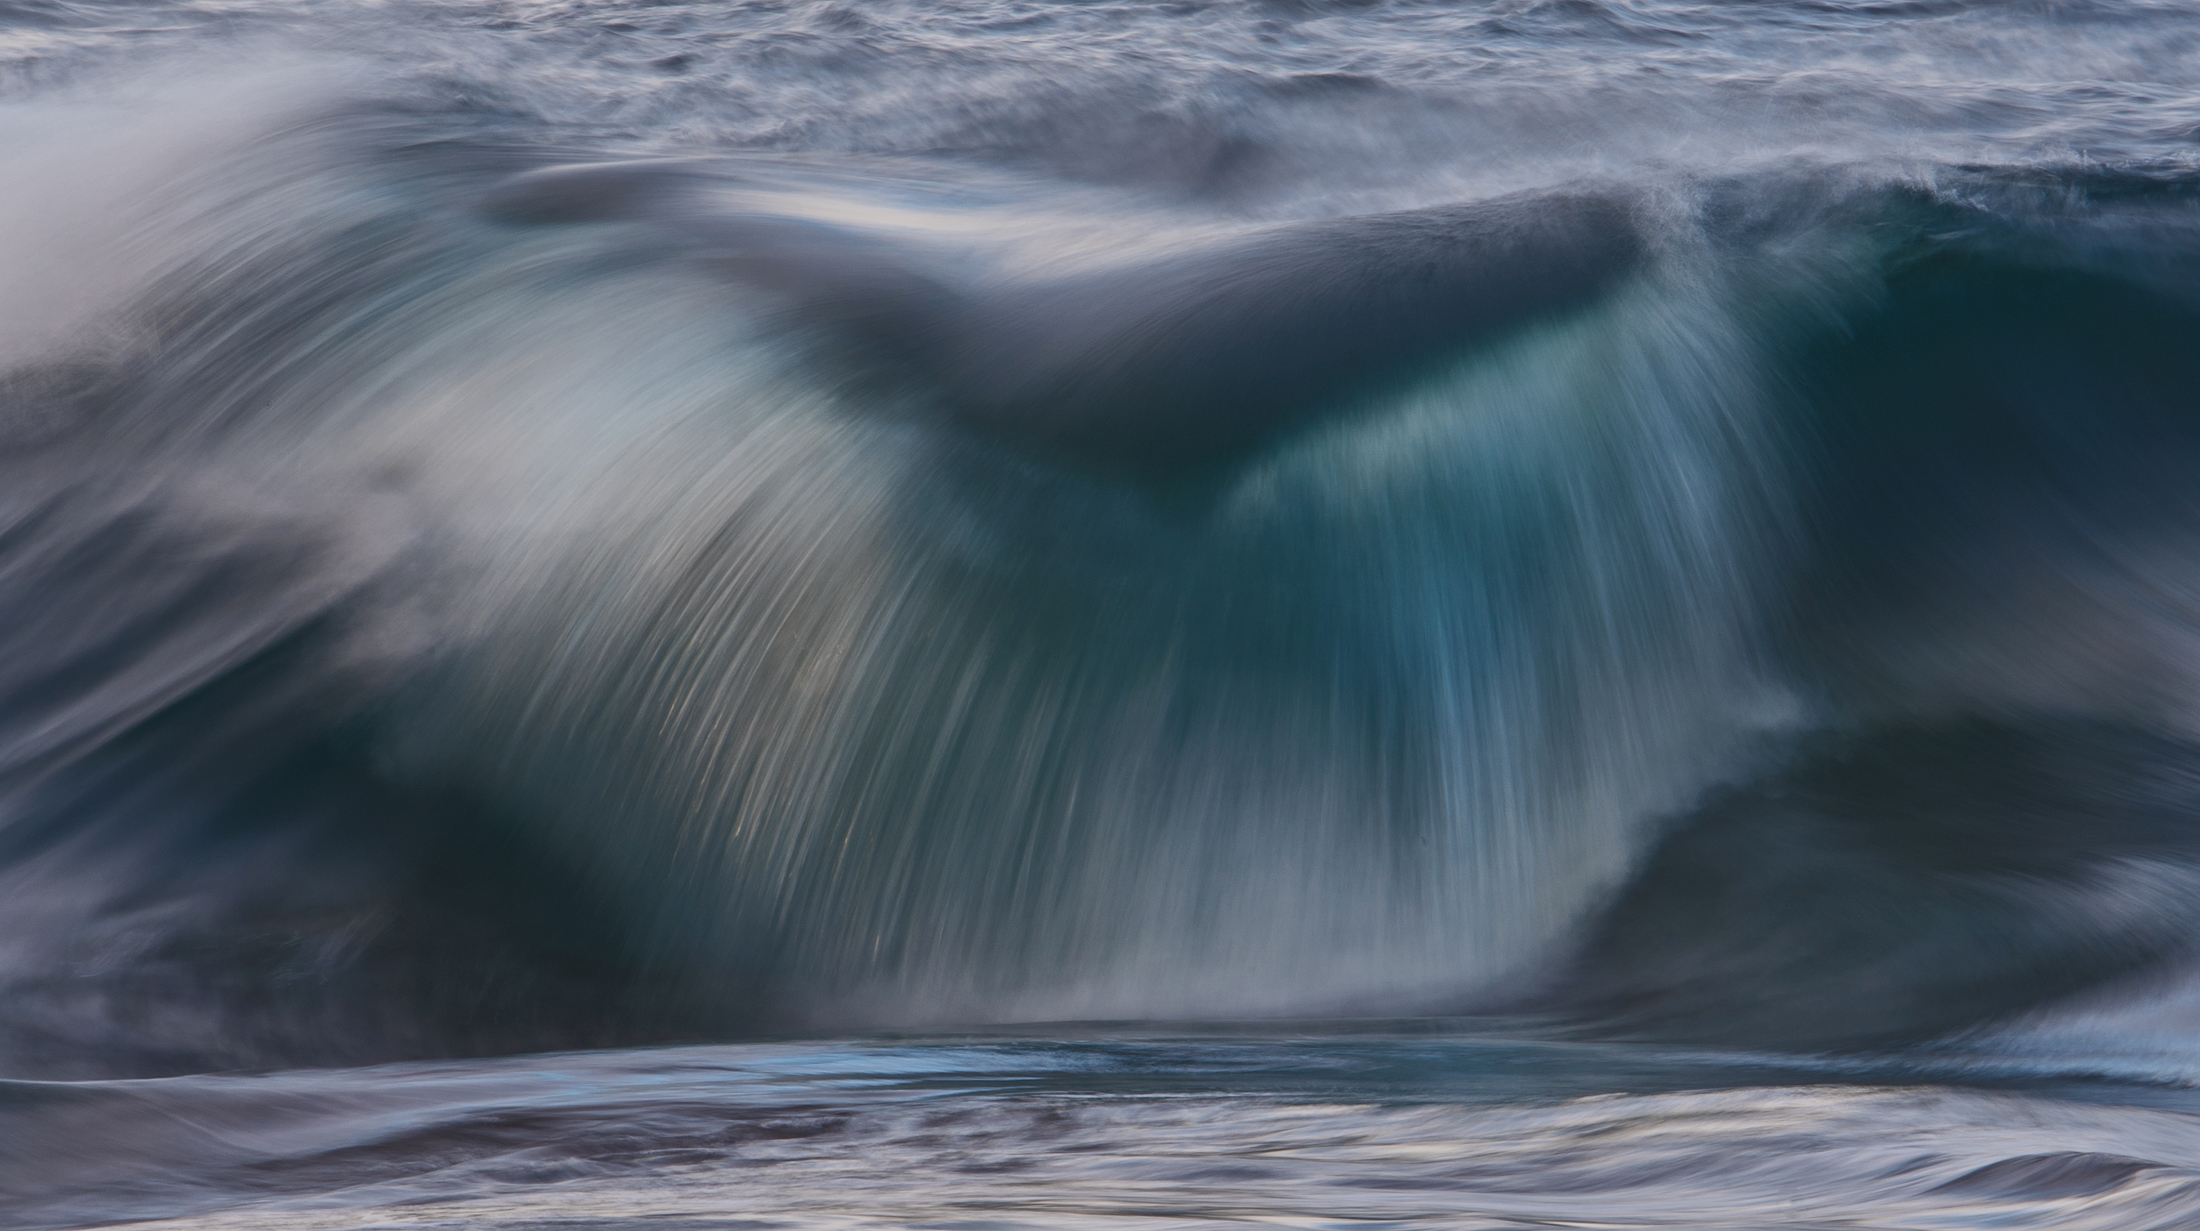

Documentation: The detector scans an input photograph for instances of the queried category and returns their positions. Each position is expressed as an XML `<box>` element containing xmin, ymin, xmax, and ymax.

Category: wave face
<box><xmin>4</xmin><ymin>0</ymin><xmax>2200</xmax><ymax>1091</ymax></box>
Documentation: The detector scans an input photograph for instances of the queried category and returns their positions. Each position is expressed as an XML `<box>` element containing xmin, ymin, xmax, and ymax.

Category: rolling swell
<box><xmin>3</xmin><ymin>98</ymin><xmax>2200</xmax><ymax>1074</ymax></box>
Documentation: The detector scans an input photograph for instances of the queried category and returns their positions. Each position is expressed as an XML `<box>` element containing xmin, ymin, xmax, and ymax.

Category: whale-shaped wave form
<box><xmin>487</xmin><ymin>161</ymin><xmax>1646</xmax><ymax>475</ymax></box>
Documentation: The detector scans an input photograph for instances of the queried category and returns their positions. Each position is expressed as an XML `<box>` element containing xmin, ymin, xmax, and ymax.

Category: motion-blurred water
<box><xmin>6</xmin><ymin>1</ymin><xmax>2200</xmax><ymax>1226</ymax></box>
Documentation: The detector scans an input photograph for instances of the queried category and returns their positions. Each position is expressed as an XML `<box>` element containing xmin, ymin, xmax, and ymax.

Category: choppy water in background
<box><xmin>8</xmin><ymin>0</ymin><xmax>2200</xmax><ymax>1226</ymax></box>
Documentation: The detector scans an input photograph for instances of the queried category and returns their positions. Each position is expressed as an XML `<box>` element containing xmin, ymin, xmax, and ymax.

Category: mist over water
<box><xmin>7</xmin><ymin>1</ymin><xmax>2200</xmax><ymax>1227</ymax></box>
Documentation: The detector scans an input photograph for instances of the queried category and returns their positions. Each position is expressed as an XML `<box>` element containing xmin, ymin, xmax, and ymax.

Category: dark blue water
<box><xmin>7</xmin><ymin>1</ymin><xmax>2200</xmax><ymax>1226</ymax></box>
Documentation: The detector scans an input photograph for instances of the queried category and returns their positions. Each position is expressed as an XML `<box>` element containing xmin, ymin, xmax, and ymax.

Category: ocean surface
<box><xmin>7</xmin><ymin>0</ymin><xmax>2200</xmax><ymax>1226</ymax></box>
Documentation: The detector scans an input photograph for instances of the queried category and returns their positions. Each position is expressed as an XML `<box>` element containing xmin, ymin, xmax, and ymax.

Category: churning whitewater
<box><xmin>7</xmin><ymin>1</ymin><xmax>2200</xmax><ymax>1227</ymax></box>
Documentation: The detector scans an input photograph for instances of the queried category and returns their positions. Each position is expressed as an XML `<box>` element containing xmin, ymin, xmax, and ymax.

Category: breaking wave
<box><xmin>6</xmin><ymin>71</ymin><xmax>2200</xmax><ymax>1077</ymax></box>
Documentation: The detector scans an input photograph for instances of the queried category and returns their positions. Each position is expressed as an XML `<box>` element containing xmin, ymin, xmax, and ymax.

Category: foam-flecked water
<box><xmin>8</xmin><ymin>1</ymin><xmax>2200</xmax><ymax>1226</ymax></box>
<box><xmin>15</xmin><ymin>1030</ymin><xmax>2200</xmax><ymax>1231</ymax></box>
